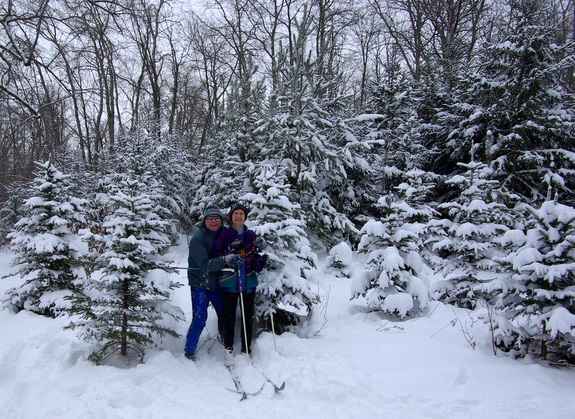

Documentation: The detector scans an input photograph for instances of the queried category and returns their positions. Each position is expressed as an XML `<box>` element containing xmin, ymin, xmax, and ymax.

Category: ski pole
<box><xmin>265</xmin><ymin>267</ymin><xmax>277</xmax><ymax>352</ymax></box>
<box><xmin>239</xmin><ymin>289</ymin><xmax>250</xmax><ymax>359</ymax></box>
<box><xmin>234</xmin><ymin>262</ymin><xmax>250</xmax><ymax>359</ymax></box>
<box><xmin>170</xmin><ymin>263</ymin><xmax>237</xmax><ymax>271</ymax></box>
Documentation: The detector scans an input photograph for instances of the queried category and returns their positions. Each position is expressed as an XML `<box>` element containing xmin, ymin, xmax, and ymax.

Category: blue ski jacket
<box><xmin>187</xmin><ymin>224</ymin><xmax>227</xmax><ymax>291</ymax></box>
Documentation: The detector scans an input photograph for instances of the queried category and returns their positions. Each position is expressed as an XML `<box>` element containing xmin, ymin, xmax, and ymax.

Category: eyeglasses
<box><xmin>205</xmin><ymin>216</ymin><xmax>222</xmax><ymax>222</ymax></box>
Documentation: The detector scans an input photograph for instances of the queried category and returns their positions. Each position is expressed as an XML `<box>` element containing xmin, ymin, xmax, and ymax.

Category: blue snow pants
<box><xmin>185</xmin><ymin>287</ymin><xmax>223</xmax><ymax>355</ymax></box>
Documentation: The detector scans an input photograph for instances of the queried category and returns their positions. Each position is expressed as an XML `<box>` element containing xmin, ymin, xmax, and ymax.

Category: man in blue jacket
<box><xmin>184</xmin><ymin>204</ymin><xmax>241</xmax><ymax>360</ymax></box>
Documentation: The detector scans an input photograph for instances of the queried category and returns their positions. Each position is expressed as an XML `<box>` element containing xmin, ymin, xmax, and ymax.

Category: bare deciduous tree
<box><xmin>187</xmin><ymin>14</ymin><xmax>234</xmax><ymax>153</ymax></box>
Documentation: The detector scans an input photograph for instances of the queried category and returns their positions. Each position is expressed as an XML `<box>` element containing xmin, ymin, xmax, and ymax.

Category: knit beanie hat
<box><xmin>229</xmin><ymin>203</ymin><xmax>248</xmax><ymax>223</ymax></box>
<box><xmin>203</xmin><ymin>204</ymin><xmax>224</xmax><ymax>221</ymax></box>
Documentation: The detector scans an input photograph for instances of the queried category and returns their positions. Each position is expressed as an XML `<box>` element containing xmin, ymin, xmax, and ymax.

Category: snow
<box><xmin>545</xmin><ymin>263</ymin><xmax>575</xmax><ymax>283</ymax></box>
<box><xmin>498</xmin><ymin>229</ymin><xmax>527</xmax><ymax>246</ymax></box>
<box><xmin>355</xmin><ymin>113</ymin><xmax>385</xmax><ymax>121</ymax></box>
<box><xmin>513</xmin><ymin>248</ymin><xmax>543</xmax><ymax>271</ymax></box>
<box><xmin>380</xmin><ymin>247</ymin><xmax>405</xmax><ymax>272</ymax></box>
<box><xmin>547</xmin><ymin>307</ymin><xmax>575</xmax><ymax>337</ymax></box>
<box><xmin>455</xmin><ymin>222</ymin><xmax>482</xmax><ymax>238</ymax></box>
<box><xmin>381</xmin><ymin>291</ymin><xmax>413</xmax><ymax>317</ymax></box>
<box><xmin>1</xmin><ymin>239</ymin><xmax>575</xmax><ymax>419</ymax></box>
<box><xmin>328</xmin><ymin>242</ymin><xmax>353</xmax><ymax>266</ymax></box>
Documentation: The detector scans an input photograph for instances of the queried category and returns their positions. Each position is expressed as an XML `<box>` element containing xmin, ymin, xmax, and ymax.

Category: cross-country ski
<box><xmin>225</xmin><ymin>364</ymin><xmax>265</xmax><ymax>401</ymax></box>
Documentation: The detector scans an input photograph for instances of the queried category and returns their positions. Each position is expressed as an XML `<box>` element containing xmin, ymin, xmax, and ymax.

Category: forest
<box><xmin>1</xmin><ymin>0</ymin><xmax>575</xmax><ymax>366</ymax></box>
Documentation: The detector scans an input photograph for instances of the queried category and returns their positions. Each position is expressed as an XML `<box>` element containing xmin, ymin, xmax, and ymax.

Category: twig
<box><xmin>452</xmin><ymin>308</ymin><xmax>477</xmax><ymax>350</ymax></box>
<box><xmin>430</xmin><ymin>319</ymin><xmax>457</xmax><ymax>338</ymax></box>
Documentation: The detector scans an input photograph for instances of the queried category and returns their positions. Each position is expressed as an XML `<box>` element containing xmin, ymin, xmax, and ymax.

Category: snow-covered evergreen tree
<box><xmin>395</xmin><ymin>169</ymin><xmax>443</xmax><ymax>266</ymax></box>
<box><xmin>99</xmin><ymin>129</ymin><xmax>193</xmax><ymax>237</ymax></box>
<box><xmin>352</xmin><ymin>171</ymin><xmax>436</xmax><ymax>319</ymax></box>
<box><xmin>192</xmin><ymin>56</ymin><xmax>267</xmax><ymax>220</ymax></box>
<box><xmin>348</xmin><ymin>57</ymin><xmax>431</xmax><ymax>228</ymax></box>
<box><xmin>66</xmin><ymin>174</ymin><xmax>184</xmax><ymax>365</ymax></box>
<box><xmin>3</xmin><ymin>161</ymin><xmax>87</xmax><ymax>317</ymax></box>
<box><xmin>149</xmin><ymin>138</ymin><xmax>198</xmax><ymax>237</ymax></box>
<box><xmin>454</xmin><ymin>0</ymin><xmax>575</xmax><ymax>204</ymax></box>
<box><xmin>491</xmin><ymin>199</ymin><xmax>575</xmax><ymax>365</ymax></box>
<box><xmin>240</xmin><ymin>163</ymin><xmax>320</xmax><ymax>332</ymax></box>
<box><xmin>367</xmin><ymin>56</ymin><xmax>428</xmax><ymax>192</ymax></box>
<box><xmin>428</xmin><ymin>161</ymin><xmax>514</xmax><ymax>309</ymax></box>
<box><xmin>324</xmin><ymin>120</ymin><xmax>377</xmax><ymax>234</ymax></box>
<box><xmin>0</xmin><ymin>180</ymin><xmax>28</xmax><ymax>247</ymax></box>
<box><xmin>263</xmin><ymin>7</ymin><xmax>357</xmax><ymax>246</ymax></box>
<box><xmin>413</xmin><ymin>69</ymin><xmax>463</xmax><ymax>176</ymax></box>
<box><xmin>326</xmin><ymin>241</ymin><xmax>354</xmax><ymax>278</ymax></box>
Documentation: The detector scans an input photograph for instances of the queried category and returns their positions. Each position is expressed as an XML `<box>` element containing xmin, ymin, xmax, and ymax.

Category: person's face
<box><xmin>231</xmin><ymin>209</ymin><xmax>246</xmax><ymax>228</ymax></box>
<box><xmin>205</xmin><ymin>214</ymin><xmax>222</xmax><ymax>232</ymax></box>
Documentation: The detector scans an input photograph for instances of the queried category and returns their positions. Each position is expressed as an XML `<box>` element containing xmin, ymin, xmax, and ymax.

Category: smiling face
<box><xmin>231</xmin><ymin>209</ymin><xmax>246</xmax><ymax>229</ymax></box>
<box><xmin>204</xmin><ymin>214</ymin><xmax>222</xmax><ymax>232</ymax></box>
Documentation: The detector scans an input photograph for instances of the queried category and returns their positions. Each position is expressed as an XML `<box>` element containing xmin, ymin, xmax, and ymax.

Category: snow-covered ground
<box><xmin>0</xmin><ymin>238</ymin><xmax>574</xmax><ymax>419</ymax></box>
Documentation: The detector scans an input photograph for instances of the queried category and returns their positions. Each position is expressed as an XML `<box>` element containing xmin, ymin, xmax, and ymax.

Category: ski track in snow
<box><xmin>0</xmin><ymin>241</ymin><xmax>574</xmax><ymax>418</ymax></box>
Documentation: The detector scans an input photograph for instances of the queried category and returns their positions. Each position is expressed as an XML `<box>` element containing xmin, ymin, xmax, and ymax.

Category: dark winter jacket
<box><xmin>210</xmin><ymin>226</ymin><xmax>265</xmax><ymax>293</ymax></box>
<box><xmin>187</xmin><ymin>224</ymin><xmax>227</xmax><ymax>290</ymax></box>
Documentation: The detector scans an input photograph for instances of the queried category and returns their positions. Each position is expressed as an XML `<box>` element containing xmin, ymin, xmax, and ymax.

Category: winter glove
<box><xmin>260</xmin><ymin>254</ymin><xmax>269</xmax><ymax>268</ymax></box>
<box><xmin>226</xmin><ymin>253</ymin><xmax>243</xmax><ymax>269</ymax></box>
<box><xmin>229</xmin><ymin>239</ymin><xmax>245</xmax><ymax>253</ymax></box>
<box><xmin>254</xmin><ymin>237</ymin><xmax>267</xmax><ymax>251</ymax></box>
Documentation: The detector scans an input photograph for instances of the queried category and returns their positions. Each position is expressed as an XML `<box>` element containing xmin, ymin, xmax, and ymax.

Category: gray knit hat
<box><xmin>203</xmin><ymin>204</ymin><xmax>224</xmax><ymax>221</ymax></box>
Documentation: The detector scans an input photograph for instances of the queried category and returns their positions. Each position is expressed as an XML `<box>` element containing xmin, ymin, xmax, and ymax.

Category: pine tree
<box><xmin>3</xmin><ymin>161</ymin><xmax>87</xmax><ymax>317</ymax></box>
<box><xmin>368</xmin><ymin>56</ymin><xmax>428</xmax><ymax>191</ymax></box>
<box><xmin>0</xmin><ymin>180</ymin><xmax>28</xmax><ymax>247</ymax></box>
<box><xmin>492</xmin><ymin>198</ymin><xmax>575</xmax><ymax>365</ymax></box>
<box><xmin>428</xmin><ymin>161</ymin><xmax>514</xmax><ymax>309</ymax></box>
<box><xmin>240</xmin><ymin>164</ymin><xmax>320</xmax><ymax>333</ymax></box>
<box><xmin>148</xmin><ymin>135</ymin><xmax>198</xmax><ymax>238</ymax></box>
<box><xmin>263</xmin><ymin>6</ymin><xmax>357</xmax><ymax>246</ymax></box>
<box><xmin>99</xmin><ymin>129</ymin><xmax>194</xmax><ymax>237</ymax></box>
<box><xmin>326</xmin><ymin>241</ymin><xmax>354</xmax><ymax>278</ymax></box>
<box><xmin>456</xmin><ymin>0</ymin><xmax>575</xmax><ymax>203</ymax></box>
<box><xmin>66</xmin><ymin>173</ymin><xmax>184</xmax><ymax>365</ymax></box>
<box><xmin>413</xmin><ymin>69</ymin><xmax>464</xmax><ymax>176</ymax></box>
<box><xmin>192</xmin><ymin>56</ymin><xmax>267</xmax><ymax>219</ymax></box>
<box><xmin>324</xmin><ymin>118</ymin><xmax>378</xmax><ymax>234</ymax></box>
<box><xmin>352</xmin><ymin>169</ymin><xmax>437</xmax><ymax>319</ymax></box>
<box><xmin>349</xmin><ymin>56</ymin><xmax>431</xmax><ymax>226</ymax></box>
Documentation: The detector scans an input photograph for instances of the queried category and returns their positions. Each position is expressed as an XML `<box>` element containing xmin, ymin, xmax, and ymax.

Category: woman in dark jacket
<box><xmin>210</xmin><ymin>203</ymin><xmax>267</xmax><ymax>366</ymax></box>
